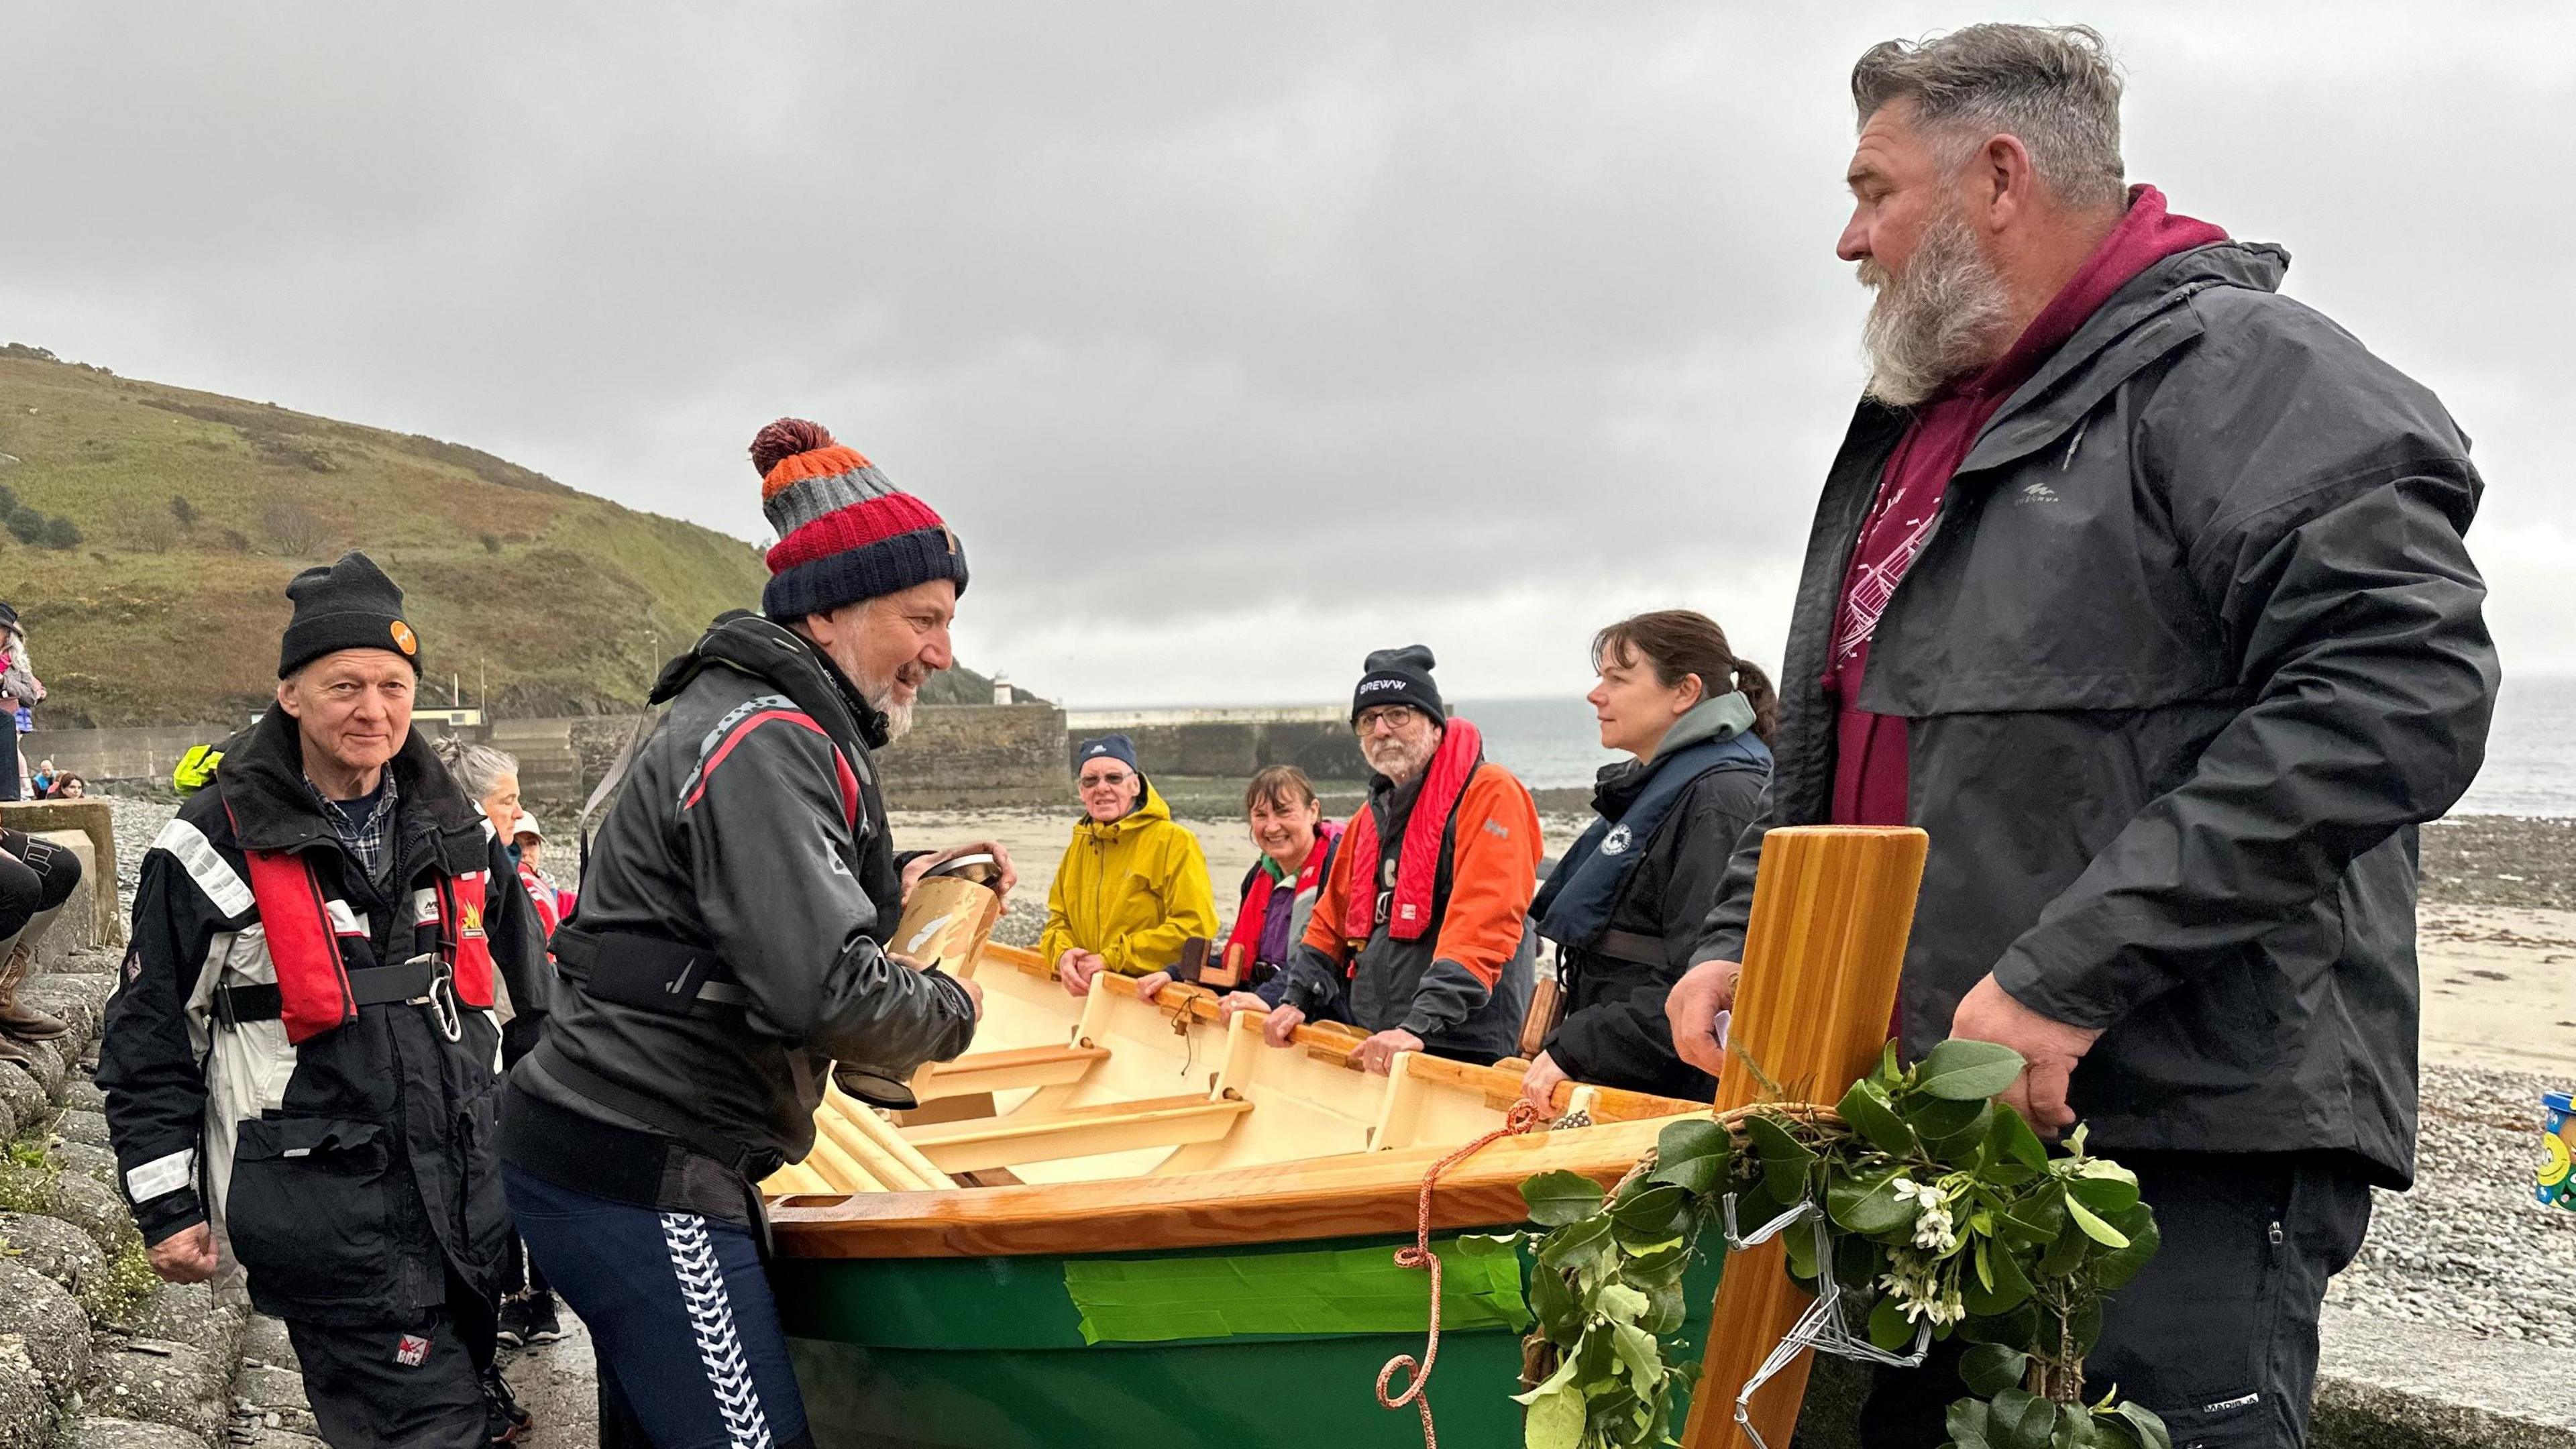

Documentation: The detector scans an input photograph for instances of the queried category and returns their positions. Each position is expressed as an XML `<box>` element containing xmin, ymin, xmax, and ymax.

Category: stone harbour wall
<box><xmin>1062</xmin><ymin>717</ymin><xmax>1367</xmax><ymax>782</ymax></box>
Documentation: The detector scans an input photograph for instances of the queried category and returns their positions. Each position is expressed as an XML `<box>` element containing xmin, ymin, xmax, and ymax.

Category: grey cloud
<box><xmin>0</xmin><ymin>1</ymin><xmax>2565</xmax><ymax>704</ymax></box>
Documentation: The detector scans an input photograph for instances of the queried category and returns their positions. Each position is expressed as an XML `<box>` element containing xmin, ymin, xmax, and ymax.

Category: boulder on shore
<box><xmin>62</xmin><ymin>1419</ymin><xmax>210</xmax><ymax>1449</ymax></box>
<box><xmin>0</xmin><ymin>1258</ymin><xmax>91</xmax><ymax>1396</ymax></box>
<box><xmin>0</xmin><ymin>1337</ymin><xmax>51</xmax><ymax>1449</ymax></box>
<box><xmin>93</xmin><ymin>1339</ymin><xmax>227</xmax><ymax>1444</ymax></box>
<box><xmin>0</xmin><ymin>1211</ymin><xmax>103</xmax><ymax>1291</ymax></box>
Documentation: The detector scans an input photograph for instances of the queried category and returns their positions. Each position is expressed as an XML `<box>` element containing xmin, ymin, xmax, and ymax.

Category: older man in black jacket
<box><xmin>1665</xmin><ymin>25</ymin><xmax>2496</xmax><ymax>1449</ymax></box>
<box><xmin>101</xmin><ymin>552</ymin><xmax>551</xmax><ymax>1448</ymax></box>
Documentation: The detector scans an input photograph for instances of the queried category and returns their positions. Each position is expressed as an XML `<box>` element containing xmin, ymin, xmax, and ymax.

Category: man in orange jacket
<box><xmin>1260</xmin><ymin>645</ymin><xmax>1540</xmax><ymax>1071</ymax></box>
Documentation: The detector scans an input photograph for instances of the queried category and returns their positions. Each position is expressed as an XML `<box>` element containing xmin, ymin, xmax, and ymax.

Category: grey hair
<box><xmin>1852</xmin><ymin>24</ymin><xmax>2127</xmax><ymax>210</ymax></box>
<box><xmin>431</xmin><ymin>736</ymin><xmax>519</xmax><ymax>801</ymax></box>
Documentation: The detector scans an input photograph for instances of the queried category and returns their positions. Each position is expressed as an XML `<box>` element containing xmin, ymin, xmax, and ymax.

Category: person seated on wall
<box><xmin>1213</xmin><ymin>766</ymin><xmax>1346</xmax><ymax>1018</ymax></box>
<box><xmin>1263</xmin><ymin>646</ymin><xmax>1540</xmax><ymax>1073</ymax></box>
<box><xmin>1042</xmin><ymin>733</ymin><xmax>1219</xmax><ymax>999</ymax></box>
<box><xmin>1519</xmin><ymin>610</ymin><xmax>1775</xmax><ymax>1110</ymax></box>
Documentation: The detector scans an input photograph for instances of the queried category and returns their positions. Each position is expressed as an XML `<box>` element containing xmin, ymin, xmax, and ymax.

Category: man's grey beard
<box><xmin>1362</xmin><ymin>735</ymin><xmax>1436</xmax><ymax>786</ymax></box>
<box><xmin>1858</xmin><ymin>211</ymin><xmax>2015</xmax><ymax>407</ymax></box>
<box><xmin>857</xmin><ymin>669</ymin><xmax>917</xmax><ymax>743</ymax></box>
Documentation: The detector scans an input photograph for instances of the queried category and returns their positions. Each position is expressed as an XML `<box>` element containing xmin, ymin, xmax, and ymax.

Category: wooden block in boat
<box><xmin>902</xmin><ymin>1091</ymin><xmax>1257</xmax><ymax>1175</ymax></box>
<box><xmin>894</xmin><ymin>1092</ymin><xmax>996</xmax><ymax>1128</ymax></box>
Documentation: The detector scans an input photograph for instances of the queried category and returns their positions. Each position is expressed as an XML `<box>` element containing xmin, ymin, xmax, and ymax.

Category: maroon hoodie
<box><xmin>1825</xmin><ymin>185</ymin><xmax>2227</xmax><ymax>826</ymax></box>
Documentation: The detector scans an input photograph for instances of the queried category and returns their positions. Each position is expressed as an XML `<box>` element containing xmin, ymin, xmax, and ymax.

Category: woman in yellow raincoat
<box><xmin>1042</xmin><ymin>734</ymin><xmax>1218</xmax><ymax>1000</ymax></box>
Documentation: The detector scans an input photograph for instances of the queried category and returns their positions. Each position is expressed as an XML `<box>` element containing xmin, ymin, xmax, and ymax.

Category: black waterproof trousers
<box><xmin>284</xmin><ymin>1265</ymin><xmax>498</xmax><ymax>1449</ymax></box>
<box><xmin>1857</xmin><ymin>1150</ymin><xmax>2373</xmax><ymax>1449</ymax></box>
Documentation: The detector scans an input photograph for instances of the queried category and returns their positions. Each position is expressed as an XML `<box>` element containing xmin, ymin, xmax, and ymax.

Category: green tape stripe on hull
<box><xmin>775</xmin><ymin>1234</ymin><xmax>1724</xmax><ymax>1449</ymax></box>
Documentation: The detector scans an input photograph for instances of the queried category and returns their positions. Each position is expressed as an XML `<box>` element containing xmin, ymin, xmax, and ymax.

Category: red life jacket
<box><xmin>239</xmin><ymin>845</ymin><xmax>497</xmax><ymax>1045</ymax></box>
<box><xmin>1337</xmin><ymin>717</ymin><xmax>1484</xmax><ymax>947</ymax></box>
<box><xmin>516</xmin><ymin>859</ymin><xmax>564</xmax><ymax>939</ymax></box>
<box><xmin>1222</xmin><ymin>818</ymin><xmax>1342</xmax><ymax>972</ymax></box>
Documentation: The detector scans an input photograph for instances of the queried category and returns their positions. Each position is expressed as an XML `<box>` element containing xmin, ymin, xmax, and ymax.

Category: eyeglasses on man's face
<box><xmin>1079</xmin><ymin>770</ymin><xmax>1134</xmax><ymax>790</ymax></box>
<box><xmin>1354</xmin><ymin>706</ymin><xmax>1420</xmax><ymax>736</ymax></box>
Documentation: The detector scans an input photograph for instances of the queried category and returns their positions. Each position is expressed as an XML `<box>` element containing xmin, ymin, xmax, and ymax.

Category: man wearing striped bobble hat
<box><xmin>500</xmin><ymin>419</ymin><xmax>1016</xmax><ymax>1448</ymax></box>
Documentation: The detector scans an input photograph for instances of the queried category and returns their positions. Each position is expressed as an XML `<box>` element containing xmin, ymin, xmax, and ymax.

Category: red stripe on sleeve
<box><xmin>682</xmin><ymin>710</ymin><xmax>832</xmax><ymax>810</ymax></box>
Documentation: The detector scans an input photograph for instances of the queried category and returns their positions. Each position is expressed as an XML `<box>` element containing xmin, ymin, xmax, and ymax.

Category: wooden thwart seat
<box><xmin>911</xmin><ymin>1042</ymin><xmax>1110</xmax><ymax>1100</ymax></box>
<box><xmin>902</xmin><ymin>1091</ymin><xmax>1257</xmax><ymax>1174</ymax></box>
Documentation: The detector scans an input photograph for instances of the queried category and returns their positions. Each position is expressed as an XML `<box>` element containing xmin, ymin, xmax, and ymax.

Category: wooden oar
<box><xmin>1682</xmin><ymin>825</ymin><xmax>1927</xmax><ymax>1449</ymax></box>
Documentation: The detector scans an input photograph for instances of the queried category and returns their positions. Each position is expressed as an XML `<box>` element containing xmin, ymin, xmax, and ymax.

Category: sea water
<box><xmin>1448</xmin><ymin>674</ymin><xmax>2576</xmax><ymax>816</ymax></box>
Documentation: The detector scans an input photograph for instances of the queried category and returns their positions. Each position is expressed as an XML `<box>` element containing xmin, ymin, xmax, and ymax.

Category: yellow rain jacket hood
<box><xmin>1038</xmin><ymin>780</ymin><xmax>1218</xmax><ymax>977</ymax></box>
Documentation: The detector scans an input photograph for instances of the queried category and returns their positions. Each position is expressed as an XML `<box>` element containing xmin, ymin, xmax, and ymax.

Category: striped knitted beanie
<box><xmin>751</xmin><ymin>418</ymin><xmax>969</xmax><ymax>621</ymax></box>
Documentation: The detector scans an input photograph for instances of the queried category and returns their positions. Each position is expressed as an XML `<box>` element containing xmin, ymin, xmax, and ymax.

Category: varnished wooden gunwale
<box><xmin>768</xmin><ymin>1114</ymin><xmax>1673</xmax><ymax>1258</ymax></box>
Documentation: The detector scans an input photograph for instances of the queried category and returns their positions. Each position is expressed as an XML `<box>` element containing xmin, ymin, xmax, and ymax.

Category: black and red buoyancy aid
<box><xmin>239</xmin><ymin>847</ymin><xmax>496</xmax><ymax>1044</ymax></box>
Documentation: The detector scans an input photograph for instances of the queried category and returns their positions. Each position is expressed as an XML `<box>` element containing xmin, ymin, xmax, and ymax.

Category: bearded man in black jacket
<box><xmin>1664</xmin><ymin>26</ymin><xmax>2496</xmax><ymax>1449</ymax></box>
<box><xmin>500</xmin><ymin>419</ymin><xmax>1011</xmax><ymax>1449</ymax></box>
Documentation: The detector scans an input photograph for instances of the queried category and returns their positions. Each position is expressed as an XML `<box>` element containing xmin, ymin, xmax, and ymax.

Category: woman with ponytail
<box><xmin>1522</xmin><ymin>610</ymin><xmax>1776</xmax><ymax>1106</ymax></box>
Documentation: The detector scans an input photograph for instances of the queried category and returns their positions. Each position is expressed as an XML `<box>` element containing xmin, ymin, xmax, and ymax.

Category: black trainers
<box><xmin>494</xmin><ymin>1295</ymin><xmax>531</xmax><ymax>1350</ymax></box>
<box><xmin>481</xmin><ymin>1364</ymin><xmax>533</xmax><ymax>1445</ymax></box>
<box><xmin>520</xmin><ymin>1291</ymin><xmax>566</xmax><ymax>1346</ymax></box>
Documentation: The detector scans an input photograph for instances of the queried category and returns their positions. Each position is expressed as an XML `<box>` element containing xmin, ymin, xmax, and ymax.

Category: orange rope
<box><xmin>1375</xmin><ymin>1099</ymin><xmax>1547</xmax><ymax>1449</ymax></box>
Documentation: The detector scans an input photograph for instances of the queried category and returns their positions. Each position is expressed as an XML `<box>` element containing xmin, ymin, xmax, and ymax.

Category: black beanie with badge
<box><xmin>1350</xmin><ymin>644</ymin><xmax>1444</xmax><ymax>725</ymax></box>
<box><xmin>278</xmin><ymin>551</ymin><xmax>422</xmax><ymax>678</ymax></box>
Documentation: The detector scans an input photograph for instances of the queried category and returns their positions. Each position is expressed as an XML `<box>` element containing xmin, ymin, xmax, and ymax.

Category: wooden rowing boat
<box><xmin>762</xmin><ymin>825</ymin><xmax>1927</xmax><ymax>1449</ymax></box>
<box><xmin>763</xmin><ymin>940</ymin><xmax>1714</xmax><ymax>1448</ymax></box>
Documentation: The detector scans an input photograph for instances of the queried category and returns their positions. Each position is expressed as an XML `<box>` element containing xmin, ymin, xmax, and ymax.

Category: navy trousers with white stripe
<box><xmin>505</xmin><ymin>1165</ymin><xmax>813</xmax><ymax>1449</ymax></box>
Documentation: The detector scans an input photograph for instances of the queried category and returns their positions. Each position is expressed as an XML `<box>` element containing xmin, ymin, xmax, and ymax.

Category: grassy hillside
<box><xmin>0</xmin><ymin>346</ymin><xmax>887</xmax><ymax>726</ymax></box>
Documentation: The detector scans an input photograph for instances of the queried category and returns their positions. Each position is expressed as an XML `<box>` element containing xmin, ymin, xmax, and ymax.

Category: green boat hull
<box><xmin>777</xmin><ymin>1234</ymin><xmax>1725</xmax><ymax>1448</ymax></box>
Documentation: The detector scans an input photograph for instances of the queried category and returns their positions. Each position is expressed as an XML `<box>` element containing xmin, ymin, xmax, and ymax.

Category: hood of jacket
<box><xmin>1073</xmin><ymin>777</ymin><xmax>1175</xmax><ymax>844</ymax></box>
<box><xmin>654</xmin><ymin>610</ymin><xmax>892</xmax><ymax>755</ymax></box>
<box><xmin>1593</xmin><ymin>692</ymin><xmax>1761</xmax><ymax>820</ymax></box>
<box><xmin>1042</xmin><ymin>777</ymin><xmax>1217</xmax><ymax>976</ymax></box>
<box><xmin>1951</xmin><ymin>238</ymin><xmax>2288</xmax><ymax>482</ymax></box>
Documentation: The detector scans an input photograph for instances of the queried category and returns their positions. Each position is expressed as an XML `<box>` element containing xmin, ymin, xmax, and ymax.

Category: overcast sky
<box><xmin>3</xmin><ymin>3</ymin><xmax>2567</xmax><ymax>706</ymax></box>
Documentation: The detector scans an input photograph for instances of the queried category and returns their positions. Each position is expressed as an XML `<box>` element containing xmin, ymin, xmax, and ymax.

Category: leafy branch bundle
<box><xmin>1509</xmin><ymin>1040</ymin><xmax>2173</xmax><ymax>1449</ymax></box>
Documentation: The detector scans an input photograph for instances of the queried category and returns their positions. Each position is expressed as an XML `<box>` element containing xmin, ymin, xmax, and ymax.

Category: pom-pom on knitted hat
<box><xmin>751</xmin><ymin>417</ymin><xmax>969</xmax><ymax>621</ymax></box>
